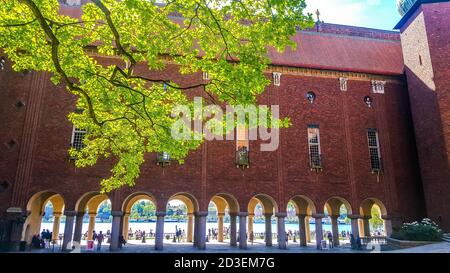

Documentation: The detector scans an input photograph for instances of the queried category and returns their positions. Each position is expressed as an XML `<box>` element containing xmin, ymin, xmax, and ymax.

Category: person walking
<box><xmin>249</xmin><ymin>231</ymin><xmax>254</xmax><ymax>245</ymax></box>
<box><xmin>96</xmin><ymin>231</ymin><xmax>104</xmax><ymax>251</ymax></box>
<box><xmin>327</xmin><ymin>231</ymin><xmax>333</xmax><ymax>248</ymax></box>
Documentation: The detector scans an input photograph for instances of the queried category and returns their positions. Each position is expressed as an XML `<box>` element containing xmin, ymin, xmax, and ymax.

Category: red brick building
<box><xmin>0</xmin><ymin>0</ymin><xmax>448</xmax><ymax>251</ymax></box>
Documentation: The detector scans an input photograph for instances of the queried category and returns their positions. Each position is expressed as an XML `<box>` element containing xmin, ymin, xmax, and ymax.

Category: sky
<box><xmin>305</xmin><ymin>0</ymin><xmax>402</xmax><ymax>30</ymax></box>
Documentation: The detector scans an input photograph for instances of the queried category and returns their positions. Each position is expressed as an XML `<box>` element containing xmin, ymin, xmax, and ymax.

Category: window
<box><xmin>367</xmin><ymin>129</ymin><xmax>382</xmax><ymax>171</ymax></box>
<box><xmin>339</xmin><ymin>77</ymin><xmax>348</xmax><ymax>91</ymax></box>
<box><xmin>306</xmin><ymin>91</ymin><xmax>316</xmax><ymax>103</ymax></box>
<box><xmin>236</xmin><ymin>125</ymin><xmax>249</xmax><ymax>167</ymax></box>
<box><xmin>273</xmin><ymin>72</ymin><xmax>282</xmax><ymax>86</ymax></box>
<box><xmin>308</xmin><ymin>125</ymin><xmax>321</xmax><ymax>170</ymax></box>
<box><xmin>372</xmin><ymin>80</ymin><xmax>386</xmax><ymax>94</ymax></box>
<box><xmin>71</xmin><ymin>126</ymin><xmax>86</xmax><ymax>150</ymax></box>
<box><xmin>202</xmin><ymin>71</ymin><xmax>209</xmax><ymax>81</ymax></box>
<box><xmin>364</xmin><ymin>96</ymin><xmax>373</xmax><ymax>107</ymax></box>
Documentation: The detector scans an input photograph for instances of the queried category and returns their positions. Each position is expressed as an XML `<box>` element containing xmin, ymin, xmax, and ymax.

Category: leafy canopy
<box><xmin>0</xmin><ymin>0</ymin><xmax>313</xmax><ymax>192</ymax></box>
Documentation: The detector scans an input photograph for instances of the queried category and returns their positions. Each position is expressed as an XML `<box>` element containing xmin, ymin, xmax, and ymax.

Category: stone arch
<box><xmin>75</xmin><ymin>191</ymin><xmax>110</xmax><ymax>214</ymax></box>
<box><xmin>121</xmin><ymin>192</ymin><xmax>157</xmax><ymax>241</ymax></box>
<box><xmin>208</xmin><ymin>193</ymin><xmax>240</xmax><ymax>244</ymax></box>
<box><xmin>359</xmin><ymin>198</ymin><xmax>389</xmax><ymax>237</ymax></box>
<box><xmin>23</xmin><ymin>191</ymin><xmax>65</xmax><ymax>242</ymax></box>
<box><xmin>323</xmin><ymin>196</ymin><xmax>353</xmax><ymax>247</ymax></box>
<box><xmin>289</xmin><ymin>195</ymin><xmax>317</xmax><ymax>216</ymax></box>
<box><xmin>122</xmin><ymin>192</ymin><xmax>157</xmax><ymax>214</ymax></box>
<box><xmin>359</xmin><ymin>198</ymin><xmax>388</xmax><ymax>217</ymax></box>
<box><xmin>324</xmin><ymin>196</ymin><xmax>353</xmax><ymax>216</ymax></box>
<box><xmin>168</xmin><ymin>192</ymin><xmax>199</xmax><ymax>214</ymax></box>
<box><xmin>210</xmin><ymin>193</ymin><xmax>240</xmax><ymax>214</ymax></box>
<box><xmin>248</xmin><ymin>194</ymin><xmax>279</xmax><ymax>215</ymax></box>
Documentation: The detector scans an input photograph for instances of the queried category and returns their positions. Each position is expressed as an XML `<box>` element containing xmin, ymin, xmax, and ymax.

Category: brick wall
<box><xmin>400</xmin><ymin>2</ymin><xmax>450</xmax><ymax>231</ymax></box>
<box><xmin>0</xmin><ymin>52</ymin><xmax>425</xmax><ymax>226</ymax></box>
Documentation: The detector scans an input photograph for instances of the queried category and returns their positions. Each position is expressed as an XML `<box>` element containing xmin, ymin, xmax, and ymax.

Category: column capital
<box><xmin>195</xmin><ymin>211</ymin><xmax>209</xmax><ymax>217</ymax></box>
<box><xmin>347</xmin><ymin>214</ymin><xmax>362</xmax><ymax>219</ymax></box>
<box><xmin>88</xmin><ymin>212</ymin><xmax>97</xmax><ymax>217</ymax></box>
<box><xmin>229</xmin><ymin>212</ymin><xmax>238</xmax><ymax>217</ymax></box>
<box><xmin>155</xmin><ymin>211</ymin><xmax>167</xmax><ymax>217</ymax></box>
<box><xmin>111</xmin><ymin>211</ymin><xmax>123</xmax><ymax>217</ymax></box>
<box><xmin>248</xmin><ymin>212</ymin><xmax>255</xmax><ymax>217</ymax></box>
<box><xmin>297</xmin><ymin>213</ymin><xmax>308</xmax><ymax>218</ymax></box>
<box><xmin>263</xmin><ymin>213</ymin><xmax>273</xmax><ymax>217</ymax></box>
<box><xmin>75</xmin><ymin>211</ymin><xmax>85</xmax><ymax>217</ymax></box>
<box><xmin>64</xmin><ymin>210</ymin><xmax>77</xmax><ymax>217</ymax></box>
<box><xmin>187</xmin><ymin>212</ymin><xmax>195</xmax><ymax>217</ymax></box>
<box><xmin>123</xmin><ymin>212</ymin><xmax>130</xmax><ymax>217</ymax></box>
<box><xmin>330</xmin><ymin>215</ymin><xmax>340</xmax><ymax>219</ymax></box>
<box><xmin>275</xmin><ymin>212</ymin><xmax>287</xmax><ymax>218</ymax></box>
<box><xmin>238</xmin><ymin>212</ymin><xmax>248</xmax><ymax>217</ymax></box>
<box><xmin>360</xmin><ymin>215</ymin><xmax>372</xmax><ymax>220</ymax></box>
<box><xmin>217</xmin><ymin>213</ymin><xmax>226</xmax><ymax>217</ymax></box>
<box><xmin>53</xmin><ymin>212</ymin><xmax>63</xmax><ymax>217</ymax></box>
<box><xmin>381</xmin><ymin>215</ymin><xmax>391</xmax><ymax>220</ymax></box>
<box><xmin>311</xmin><ymin>213</ymin><xmax>325</xmax><ymax>219</ymax></box>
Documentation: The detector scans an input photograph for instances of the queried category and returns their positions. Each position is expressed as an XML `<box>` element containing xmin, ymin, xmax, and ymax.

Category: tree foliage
<box><xmin>0</xmin><ymin>0</ymin><xmax>313</xmax><ymax>191</ymax></box>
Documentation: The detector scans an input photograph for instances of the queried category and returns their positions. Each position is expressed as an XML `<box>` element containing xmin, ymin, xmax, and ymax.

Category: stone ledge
<box><xmin>387</xmin><ymin>237</ymin><xmax>441</xmax><ymax>249</ymax></box>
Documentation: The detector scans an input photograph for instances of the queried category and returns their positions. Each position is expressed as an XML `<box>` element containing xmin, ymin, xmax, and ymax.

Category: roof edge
<box><xmin>394</xmin><ymin>0</ymin><xmax>449</xmax><ymax>29</ymax></box>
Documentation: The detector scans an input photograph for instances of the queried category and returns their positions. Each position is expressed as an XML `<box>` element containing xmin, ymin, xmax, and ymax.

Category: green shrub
<box><xmin>392</xmin><ymin>218</ymin><xmax>443</xmax><ymax>242</ymax></box>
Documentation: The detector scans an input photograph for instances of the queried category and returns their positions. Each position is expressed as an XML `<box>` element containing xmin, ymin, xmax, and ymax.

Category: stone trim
<box><xmin>275</xmin><ymin>212</ymin><xmax>288</xmax><ymax>218</ymax></box>
<box><xmin>64</xmin><ymin>210</ymin><xmax>77</xmax><ymax>217</ymax></box>
<box><xmin>195</xmin><ymin>211</ymin><xmax>209</xmax><ymax>217</ymax></box>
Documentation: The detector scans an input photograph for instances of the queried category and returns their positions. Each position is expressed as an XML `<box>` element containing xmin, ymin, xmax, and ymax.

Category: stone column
<box><xmin>229</xmin><ymin>213</ymin><xmax>237</xmax><ymax>247</ymax></box>
<box><xmin>382</xmin><ymin>216</ymin><xmax>393</xmax><ymax>237</ymax></box>
<box><xmin>264</xmin><ymin>213</ymin><xmax>273</xmax><ymax>247</ymax></box>
<box><xmin>217</xmin><ymin>213</ymin><xmax>224</xmax><ymax>242</ymax></box>
<box><xmin>362</xmin><ymin>216</ymin><xmax>371</xmax><ymax>237</ymax></box>
<box><xmin>187</xmin><ymin>213</ymin><xmax>194</xmax><ymax>243</ymax></box>
<box><xmin>155</xmin><ymin>211</ymin><xmax>166</xmax><ymax>250</ymax></box>
<box><xmin>247</xmin><ymin>213</ymin><xmax>254</xmax><ymax>242</ymax></box>
<box><xmin>276</xmin><ymin>212</ymin><xmax>287</xmax><ymax>250</ymax></box>
<box><xmin>122</xmin><ymin>213</ymin><xmax>130</xmax><ymax>241</ymax></box>
<box><xmin>313</xmin><ymin>214</ymin><xmax>324</xmax><ymax>250</ymax></box>
<box><xmin>52</xmin><ymin>212</ymin><xmax>62</xmax><ymax>241</ymax></box>
<box><xmin>238</xmin><ymin>212</ymin><xmax>248</xmax><ymax>249</ymax></box>
<box><xmin>358</xmin><ymin>218</ymin><xmax>365</xmax><ymax>236</ymax></box>
<box><xmin>305</xmin><ymin>216</ymin><xmax>311</xmax><ymax>243</ymax></box>
<box><xmin>6</xmin><ymin>208</ymin><xmax>27</xmax><ymax>251</ymax></box>
<box><xmin>196</xmin><ymin>211</ymin><xmax>208</xmax><ymax>250</ymax></box>
<box><xmin>87</xmin><ymin>213</ymin><xmax>96</xmax><ymax>241</ymax></box>
<box><xmin>193</xmin><ymin>214</ymin><xmax>199</xmax><ymax>247</ymax></box>
<box><xmin>330</xmin><ymin>215</ymin><xmax>340</xmax><ymax>247</ymax></box>
<box><xmin>109</xmin><ymin>211</ymin><xmax>123</xmax><ymax>251</ymax></box>
<box><xmin>348</xmin><ymin>214</ymin><xmax>360</xmax><ymax>239</ymax></box>
<box><xmin>298</xmin><ymin>214</ymin><xmax>307</xmax><ymax>247</ymax></box>
<box><xmin>72</xmin><ymin>212</ymin><xmax>84</xmax><ymax>244</ymax></box>
<box><xmin>62</xmin><ymin>210</ymin><xmax>76</xmax><ymax>251</ymax></box>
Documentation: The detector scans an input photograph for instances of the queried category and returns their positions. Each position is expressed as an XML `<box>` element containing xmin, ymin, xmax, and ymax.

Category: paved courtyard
<box><xmin>22</xmin><ymin>239</ymin><xmax>450</xmax><ymax>253</ymax></box>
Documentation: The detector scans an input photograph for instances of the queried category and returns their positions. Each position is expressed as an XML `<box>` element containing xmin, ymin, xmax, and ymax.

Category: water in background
<box><xmin>40</xmin><ymin>221</ymin><xmax>352</xmax><ymax>235</ymax></box>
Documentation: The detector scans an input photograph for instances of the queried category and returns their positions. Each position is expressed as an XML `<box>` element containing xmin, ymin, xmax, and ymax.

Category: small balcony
<box><xmin>156</xmin><ymin>152</ymin><xmax>171</xmax><ymax>166</ymax></box>
<box><xmin>371</xmin><ymin>158</ymin><xmax>383</xmax><ymax>174</ymax></box>
<box><xmin>309</xmin><ymin>154</ymin><xmax>323</xmax><ymax>172</ymax></box>
<box><xmin>236</xmin><ymin>148</ymin><xmax>249</xmax><ymax>168</ymax></box>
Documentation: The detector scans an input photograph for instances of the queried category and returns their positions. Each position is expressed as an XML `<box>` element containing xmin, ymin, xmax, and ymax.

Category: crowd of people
<box><xmin>31</xmin><ymin>229</ymin><xmax>53</xmax><ymax>249</ymax></box>
<box><xmin>31</xmin><ymin>225</ymin><xmax>383</xmax><ymax>251</ymax></box>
